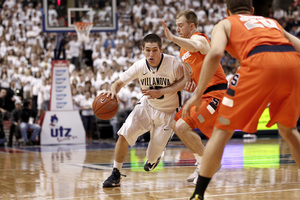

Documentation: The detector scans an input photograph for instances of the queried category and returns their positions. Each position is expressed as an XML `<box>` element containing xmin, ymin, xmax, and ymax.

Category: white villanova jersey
<box><xmin>119</xmin><ymin>54</ymin><xmax>183</xmax><ymax>113</ymax></box>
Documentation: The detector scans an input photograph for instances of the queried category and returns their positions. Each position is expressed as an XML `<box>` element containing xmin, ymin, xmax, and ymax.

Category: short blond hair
<box><xmin>176</xmin><ymin>10</ymin><xmax>198</xmax><ymax>28</ymax></box>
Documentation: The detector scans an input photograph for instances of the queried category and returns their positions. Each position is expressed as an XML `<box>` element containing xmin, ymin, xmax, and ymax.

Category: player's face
<box><xmin>143</xmin><ymin>42</ymin><xmax>162</xmax><ymax>68</ymax></box>
<box><xmin>176</xmin><ymin>16</ymin><xmax>192</xmax><ymax>38</ymax></box>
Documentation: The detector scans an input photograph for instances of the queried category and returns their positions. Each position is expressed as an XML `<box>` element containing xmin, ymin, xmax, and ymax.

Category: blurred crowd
<box><xmin>0</xmin><ymin>0</ymin><xmax>300</xmax><ymax>145</ymax></box>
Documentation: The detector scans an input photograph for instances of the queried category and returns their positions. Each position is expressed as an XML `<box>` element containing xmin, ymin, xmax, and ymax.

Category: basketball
<box><xmin>93</xmin><ymin>93</ymin><xmax>118</xmax><ymax>120</ymax></box>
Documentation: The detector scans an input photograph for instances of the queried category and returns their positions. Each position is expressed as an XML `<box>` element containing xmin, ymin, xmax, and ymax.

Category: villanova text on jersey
<box><xmin>140</xmin><ymin>77</ymin><xmax>171</xmax><ymax>87</ymax></box>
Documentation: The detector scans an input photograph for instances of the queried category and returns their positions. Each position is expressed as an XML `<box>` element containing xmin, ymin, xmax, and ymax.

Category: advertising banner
<box><xmin>41</xmin><ymin>60</ymin><xmax>85</xmax><ymax>145</ymax></box>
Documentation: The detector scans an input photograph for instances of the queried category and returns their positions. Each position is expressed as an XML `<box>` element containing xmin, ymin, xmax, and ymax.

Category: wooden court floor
<box><xmin>0</xmin><ymin>136</ymin><xmax>299</xmax><ymax>200</ymax></box>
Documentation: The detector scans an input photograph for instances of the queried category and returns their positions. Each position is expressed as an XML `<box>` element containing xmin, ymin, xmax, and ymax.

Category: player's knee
<box><xmin>175</xmin><ymin>119</ymin><xmax>190</xmax><ymax>137</ymax></box>
<box><xmin>118</xmin><ymin>135</ymin><xmax>129</xmax><ymax>145</ymax></box>
<box><xmin>278</xmin><ymin>123</ymin><xmax>298</xmax><ymax>141</ymax></box>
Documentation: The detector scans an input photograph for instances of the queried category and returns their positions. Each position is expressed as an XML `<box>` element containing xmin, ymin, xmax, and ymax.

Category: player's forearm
<box><xmin>110</xmin><ymin>79</ymin><xmax>125</xmax><ymax>94</ymax></box>
<box><xmin>159</xmin><ymin>76</ymin><xmax>186</xmax><ymax>94</ymax></box>
<box><xmin>195</xmin><ymin>53</ymin><xmax>222</xmax><ymax>97</ymax></box>
<box><xmin>172</xmin><ymin>36</ymin><xmax>201</xmax><ymax>52</ymax></box>
<box><xmin>284</xmin><ymin>29</ymin><xmax>300</xmax><ymax>53</ymax></box>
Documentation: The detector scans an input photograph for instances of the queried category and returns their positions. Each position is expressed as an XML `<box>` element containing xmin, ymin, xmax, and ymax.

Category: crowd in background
<box><xmin>0</xmin><ymin>0</ymin><xmax>300</xmax><ymax>145</ymax></box>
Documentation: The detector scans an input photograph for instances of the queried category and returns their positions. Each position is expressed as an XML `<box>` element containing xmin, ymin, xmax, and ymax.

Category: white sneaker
<box><xmin>192</xmin><ymin>164</ymin><xmax>223</xmax><ymax>185</ymax></box>
<box><xmin>187</xmin><ymin>162</ymin><xmax>200</xmax><ymax>182</ymax></box>
<box><xmin>192</xmin><ymin>174</ymin><xmax>198</xmax><ymax>185</ymax></box>
<box><xmin>144</xmin><ymin>149</ymin><xmax>165</xmax><ymax>172</ymax></box>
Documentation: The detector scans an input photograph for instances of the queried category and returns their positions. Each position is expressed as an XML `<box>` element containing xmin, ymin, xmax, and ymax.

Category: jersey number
<box><xmin>243</xmin><ymin>18</ymin><xmax>279</xmax><ymax>30</ymax></box>
<box><xmin>150</xmin><ymin>86</ymin><xmax>164</xmax><ymax>99</ymax></box>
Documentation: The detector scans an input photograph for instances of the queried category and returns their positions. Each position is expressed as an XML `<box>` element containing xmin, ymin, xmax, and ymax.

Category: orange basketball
<box><xmin>93</xmin><ymin>93</ymin><xmax>118</xmax><ymax>120</ymax></box>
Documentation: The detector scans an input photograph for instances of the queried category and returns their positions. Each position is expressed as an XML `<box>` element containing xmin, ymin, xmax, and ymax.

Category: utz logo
<box><xmin>50</xmin><ymin>115</ymin><xmax>58</xmax><ymax>126</ymax></box>
<box><xmin>49</xmin><ymin>114</ymin><xmax>73</xmax><ymax>140</ymax></box>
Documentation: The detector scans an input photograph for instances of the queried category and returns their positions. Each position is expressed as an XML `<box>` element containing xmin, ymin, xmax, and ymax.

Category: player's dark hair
<box><xmin>176</xmin><ymin>10</ymin><xmax>198</xmax><ymax>28</ymax></box>
<box><xmin>226</xmin><ymin>0</ymin><xmax>252</xmax><ymax>14</ymax></box>
<box><xmin>142</xmin><ymin>34</ymin><xmax>162</xmax><ymax>48</ymax></box>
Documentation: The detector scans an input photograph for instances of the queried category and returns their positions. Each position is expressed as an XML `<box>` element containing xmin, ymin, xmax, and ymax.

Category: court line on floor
<box><xmin>97</xmin><ymin>180</ymin><xmax>300</xmax><ymax>199</ymax></box>
<box><xmin>97</xmin><ymin>187</ymin><xmax>300</xmax><ymax>200</ymax></box>
<box><xmin>160</xmin><ymin>188</ymin><xmax>300</xmax><ymax>199</ymax></box>
<box><xmin>8</xmin><ymin>187</ymin><xmax>300</xmax><ymax>200</ymax></box>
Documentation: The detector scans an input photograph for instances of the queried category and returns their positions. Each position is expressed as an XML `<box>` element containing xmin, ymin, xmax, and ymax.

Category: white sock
<box><xmin>193</xmin><ymin>153</ymin><xmax>202</xmax><ymax>165</ymax></box>
<box><xmin>113</xmin><ymin>160</ymin><xmax>123</xmax><ymax>171</ymax></box>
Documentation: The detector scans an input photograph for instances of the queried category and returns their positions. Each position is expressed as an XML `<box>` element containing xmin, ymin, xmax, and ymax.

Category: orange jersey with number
<box><xmin>180</xmin><ymin>32</ymin><xmax>227</xmax><ymax>96</ymax></box>
<box><xmin>214</xmin><ymin>14</ymin><xmax>300</xmax><ymax>132</ymax></box>
<box><xmin>225</xmin><ymin>14</ymin><xmax>293</xmax><ymax>60</ymax></box>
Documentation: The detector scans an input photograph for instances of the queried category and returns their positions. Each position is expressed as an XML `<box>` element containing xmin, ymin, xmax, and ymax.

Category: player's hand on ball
<box><xmin>100</xmin><ymin>91</ymin><xmax>118</xmax><ymax>101</ymax></box>
<box><xmin>93</xmin><ymin>93</ymin><xmax>119</xmax><ymax>120</ymax></box>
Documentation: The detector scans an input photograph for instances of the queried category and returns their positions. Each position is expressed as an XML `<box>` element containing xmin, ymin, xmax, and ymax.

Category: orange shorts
<box><xmin>215</xmin><ymin>51</ymin><xmax>300</xmax><ymax>133</ymax></box>
<box><xmin>175</xmin><ymin>90</ymin><xmax>225</xmax><ymax>138</ymax></box>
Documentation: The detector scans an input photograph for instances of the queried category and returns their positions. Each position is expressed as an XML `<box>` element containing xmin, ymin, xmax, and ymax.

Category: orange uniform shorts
<box><xmin>215</xmin><ymin>51</ymin><xmax>300</xmax><ymax>133</ymax></box>
<box><xmin>175</xmin><ymin>90</ymin><xmax>226</xmax><ymax>138</ymax></box>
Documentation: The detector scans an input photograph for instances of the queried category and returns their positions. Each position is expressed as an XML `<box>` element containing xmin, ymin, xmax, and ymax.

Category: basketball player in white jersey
<box><xmin>102</xmin><ymin>34</ymin><xmax>189</xmax><ymax>187</ymax></box>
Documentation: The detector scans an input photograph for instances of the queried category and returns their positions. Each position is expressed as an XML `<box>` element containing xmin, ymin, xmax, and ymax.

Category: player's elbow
<box><xmin>192</xmin><ymin>43</ymin><xmax>208</xmax><ymax>54</ymax></box>
<box><xmin>199</xmin><ymin>47</ymin><xmax>209</xmax><ymax>55</ymax></box>
<box><xmin>209</xmin><ymin>48</ymin><xmax>224</xmax><ymax>60</ymax></box>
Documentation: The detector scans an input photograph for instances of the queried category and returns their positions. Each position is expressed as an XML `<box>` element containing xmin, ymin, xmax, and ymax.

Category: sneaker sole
<box><xmin>187</xmin><ymin>172</ymin><xmax>198</xmax><ymax>182</ymax></box>
<box><xmin>103</xmin><ymin>182</ymin><xmax>120</xmax><ymax>188</ymax></box>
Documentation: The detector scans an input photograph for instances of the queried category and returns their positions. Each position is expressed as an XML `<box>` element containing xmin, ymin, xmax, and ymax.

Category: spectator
<box><xmin>83</xmin><ymin>39</ymin><xmax>93</xmax><ymax>68</ymax></box>
<box><xmin>48</xmin><ymin>4</ymin><xmax>58</xmax><ymax>24</ymax></box>
<box><xmin>273</xmin><ymin>6</ymin><xmax>286</xmax><ymax>20</ymax></box>
<box><xmin>4</xmin><ymin>80</ymin><xmax>17</xmax><ymax>112</ymax></box>
<box><xmin>132</xmin><ymin>0</ymin><xmax>143</xmax><ymax>21</ymax></box>
<box><xmin>31</xmin><ymin>70</ymin><xmax>42</xmax><ymax>114</ymax></box>
<box><xmin>0</xmin><ymin>88</ymin><xmax>7</xmax><ymax>146</ymax></box>
<box><xmin>68</xmin><ymin>35</ymin><xmax>82</xmax><ymax>70</ymax></box>
<box><xmin>8</xmin><ymin>100</ymin><xmax>22</xmax><ymax>147</ymax></box>
<box><xmin>80</xmin><ymin>91</ymin><xmax>94</xmax><ymax>141</ymax></box>
<box><xmin>38</xmin><ymin>78</ymin><xmax>51</xmax><ymax>116</ymax></box>
<box><xmin>90</xmin><ymin>85</ymin><xmax>97</xmax><ymax>98</ymax></box>
<box><xmin>19</xmin><ymin>99</ymin><xmax>40</xmax><ymax>145</ymax></box>
<box><xmin>71</xmin><ymin>87</ymin><xmax>81</xmax><ymax>111</ymax></box>
<box><xmin>20</xmin><ymin>68</ymin><xmax>33</xmax><ymax>100</ymax></box>
<box><xmin>0</xmin><ymin>66</ymin><xmax>10</xmax><ymax>89</ymax></box>
<box><xmin>103</xmin><ymin>33</ymin><xmax>115</xmax><ymax>49</ymax></box>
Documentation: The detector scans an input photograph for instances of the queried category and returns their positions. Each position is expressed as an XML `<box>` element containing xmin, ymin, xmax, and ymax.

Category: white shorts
<box><xmin>118</xmin><ymin>97</ymin><xmax>175</xmax><ymax>163</ymax></box>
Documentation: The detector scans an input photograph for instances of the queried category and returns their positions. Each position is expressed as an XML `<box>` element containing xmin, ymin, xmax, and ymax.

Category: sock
<box><xmin>193</xmin><ymin>153</ymin><xmax>202</xmax><ymax>165</ymax></box>
<box><xmin>113</xmin><ymin>160</ymin><xmax>123</xmax><ymax>171</ymax></box>
<box><xmin>193</xmin><ymin>175</ymin><xmax>211</xmax><ymax>198</ymax></box>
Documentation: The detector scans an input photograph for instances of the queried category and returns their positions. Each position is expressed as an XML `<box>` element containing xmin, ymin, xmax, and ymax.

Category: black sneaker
<box><xmin>189</xmin><ymin>193</ymin><xmax>203</xmax><ymax>200</ymax></box>
<box><xmin>103</xmin><ymin>168</ymin><xmax>126</xmax><ymax>187</ymax></box>
<box><xmin>144</xmin><ymin>156</ymin><xmax>161</xmax><ymax>171</ymax></box>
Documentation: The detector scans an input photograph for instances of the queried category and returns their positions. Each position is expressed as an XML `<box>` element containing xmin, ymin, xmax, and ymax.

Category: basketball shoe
<box><xmin>187</xmin><ymin>162</ymin><xmax>200</xmax><ymax>182</ymax></box>
<box><xmin>189</xmin><ymin>193</ymin><xmax>203</xmax><ymax>200</ymax></box>
<box><xmin>191</xmin><ymin>164</ymin><xmax>222</xmax><ymax>185</ymax></box>
<box><xmin>144</xmin><ymin>150</ymin><xmax>165</xmax><ymax>171</ymax></box>
<box><xmin>103</xmin><ymin>168</ymin><xmax>126</xmax><ymax>187</ymax></box>
<box><xmin>144</xmin><ymin>156</ymin><xmax>162</xmax><ymax>171</ymax></box>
